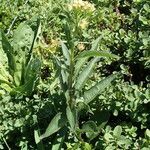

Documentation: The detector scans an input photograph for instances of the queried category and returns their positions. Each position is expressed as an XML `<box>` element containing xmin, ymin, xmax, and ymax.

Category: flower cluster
<box><xmin>68</xmin><ymin>0</ymin><xmax>95</xmax><ymax>12</ymax></box>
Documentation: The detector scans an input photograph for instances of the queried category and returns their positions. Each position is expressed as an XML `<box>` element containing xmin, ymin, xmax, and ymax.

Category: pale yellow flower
<box><xmin>51</xmin><ymin>39</ymin><xmax>60</xmax><ymax>48</ymax></box>
<box><xmin>67</xmin><ymin>0</ymin><xmax>95</xmax><ymax>12</ymax></box>
<box><xmin>77</xmin><ymin>43</ymin><xmax>85</xmax><ymax>51</ymax></box>
<box><xmin>78</xmin><ymin>19</ymin><xmax>88</xmax><ymax>29</ymax></box>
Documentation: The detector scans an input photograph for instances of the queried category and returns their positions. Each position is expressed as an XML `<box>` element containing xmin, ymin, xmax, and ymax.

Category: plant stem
<box><xmin>68</xmin><ymin>47</ymin><xmax>75</xmax><ymax>109</ymax></box>
<box><xmin>3</xmin><ymin>138</ymin><xmax>11</xmax><ymax>150</ymax></box>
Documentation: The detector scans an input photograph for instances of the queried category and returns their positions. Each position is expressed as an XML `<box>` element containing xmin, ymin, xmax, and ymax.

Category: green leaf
<box><xmin>12</xmin><ymin>58</ymin><xmax>41</xmax><ymax>96</ymax></box>
<box><xmin>82</xmin><ymin>121</ymin><xmax>98</xmax><ymax>140</ymax></box>
<box><xmin>12</xmin><ymin>22</ymin><xmax>34</xmax><ymax>61</ymax></box>
<box><xmin>90</xmin><ymin>36</ymin><xmax>102</xmax><ymax>51</ymax></box>
<box><xmin>113</xmin><ymin>126</ymin><xmax>122</xmax><ymax>138</ymax></box>
<box><xmin>84</xmin><ymin>73</ymin><xmax>118</xmax><ymax>104</ymax></box>
<box><xmin>77</xmin><ymin>51</ymin><xmax>119</xmax><ymax>59</ymax></box>
<box><xmin>145</xmin><ymin>129</ymin><xmax>150</xmax><ymax>138</ymax></box>
<box><xmin>51</xmin><ymin>127</ymin><xmax>67</xmax><ymax>150</ymax></box>
<box><xmin>66</xmin><ymin>106</ymin><xmax>76</xmax><ymax>132</ymax></box>
<box><xmin>27</xmin><ymin>18</ymin><xmax>41</xmax><ymax>63</ymax></box>
<box><xmin>60</xmin><ymin>41</ymin><xmax>70</xmax><ymax>65</ymax></box>
<box><xmin>40</xmin><ymin>113</ymin><xmax>66</xmax><ymax>140</ymax></box>
<box><xmin>34</xmin><ymin>130</ymin><xmax>45</xmax><ymax>150</ymax></box>
<box><xmin>90</xmin><ymin>110</ymin><xmax>110</xmax><ymax>129</ymax></box>
<box><xmin>1</xmin><ymin>31</ymin><xmax>15</xmax><ymax>76</ymax></box>
<box><xmin>74</xmin><ymin>57</ymin><xmax>88</xmax><ymax>79</ymax></box>
<box><xmin>104</xmin><ymin>133</ymin><xmax>113</xmax><ymax>141</ymax></box>
<box><xmin>74</xmin><ymin>37</ymin><xmax>102</xmax><ymax>78</ymax></box>
<box><xmin>75</xmin><ymin>58</ymin><xmax>99</xmax><ymax>91</ymax></box>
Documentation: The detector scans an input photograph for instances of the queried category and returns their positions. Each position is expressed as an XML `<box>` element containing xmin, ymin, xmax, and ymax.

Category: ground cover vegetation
<box><xmin>0</xmin><ymin>0</ymin><xmax>150</xmax><ymax>149</ymax></box>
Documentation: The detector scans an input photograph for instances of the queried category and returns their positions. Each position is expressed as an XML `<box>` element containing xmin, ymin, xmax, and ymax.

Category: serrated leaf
<box><xmin>84</xmin><ymin>73</ymin><xmax>118</xmax><ymax>104</ymax></box>
<box><xmin>40</xmin><ymin>113</ymin><xmax>66</xmax><ymax>140</ymax></box>
<box><xmin>75</xmin><ymin>58</ymin><xmax>99</xmax><ymax>91</ymax></box>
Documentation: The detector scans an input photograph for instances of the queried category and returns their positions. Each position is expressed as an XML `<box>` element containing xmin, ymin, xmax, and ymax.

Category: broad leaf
<box><xmin>84</xmin><ymin>73</ymin><xmax>118</xmax><ymax>104</ymax></box>
<box><xmin>40</xmin><ymin>113</ymin><xmax>66</xmax><ymax>140</ymax></box>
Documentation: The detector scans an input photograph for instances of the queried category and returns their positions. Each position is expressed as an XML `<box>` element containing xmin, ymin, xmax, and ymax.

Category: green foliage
<box><xmin>0</xmin><ymin>19</ymin><xmax>41</xmax><ymax>96</ymax></box>
<box><xmin>0</xmin><ymin>0</ymin><xmax>149</xmax><ymax>149</ymax></box>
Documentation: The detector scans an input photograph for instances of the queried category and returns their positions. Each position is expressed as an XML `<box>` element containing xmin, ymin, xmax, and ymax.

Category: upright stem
<box><xmin>68</xmin><ymin>48</ymin><xmax>75</xmax><ymax>109</ymax></box>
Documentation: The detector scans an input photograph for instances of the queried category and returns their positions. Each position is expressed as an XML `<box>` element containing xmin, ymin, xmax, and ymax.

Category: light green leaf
<box><xmin>34</xmin><ymin>130</ymin><xmax>45</xmax><ymax>150</ymax></box>
<box><xmin>145</xmin><ymin>129</ymin><xmax>150</xmax><ymax>138</ymax></box>
<box><xmin>104</xmin><ymin>133</ymin><xmax>113</xmax><ymax>141</ymax></box>
<box><xmin>12</xmin><ymin>58</ymin><xmax>41</xmax><ymax>96</ymax></box>
<box><xmin>113</xmin><ymin>126</ymin><xmax>122</xmax><ymax>138</ymax></box>
<box><xmin>84</xmin><ymin>73</ymin><xmax>118</xmax><ymax>104</ymax></box>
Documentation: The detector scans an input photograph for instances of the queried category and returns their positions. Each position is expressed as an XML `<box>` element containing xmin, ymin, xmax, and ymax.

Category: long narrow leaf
<box><xmin>61</xmin><ymin>41</ymin><xmax>70</xmax><ymax>65</ymax></box>
<box><xmin>75</xmin><ymin>58</ymin><xmax>99</xmax><ymax>91</ymax></box>
<box><xmin>84</xmin><ymin>73</ymin><xmax>118</xmax><ymax>104</ymax></box>
<box><xmin>40</xmin><ymin>113</ymin><xmax>66</xmax><ymax>140</ymax></box>
<box><xmin>66</xmin><ymin>106</ymin><xmax>76</xmax><ymax>131</ymax></box>
<box><xmin>90</xmin><ymin>36</ymin><xmax>102</xmax><ymax>51</ymax></box>
<box><xmin>77</xmin><ymin>51</ymin><xmax>120</xmax><ymax>59</ymax></box>
<box><xmin>27</xmin><ymin>18</ymin><xmax>41</xmax><ymax>63</ymax></box>
<box><xmin>1</xmin><ymin>31</ymin><xmax>15</xmax><ymax>76</ymax></box>
<box><xmin>74</xmin><ymin>57</ymin><xmax>88</xmax><ymax>80</ymax></box>
<box><xmin>74</xmin><ymin>36</ymin><xmax>102</xmax><ymax>78</ymax></box>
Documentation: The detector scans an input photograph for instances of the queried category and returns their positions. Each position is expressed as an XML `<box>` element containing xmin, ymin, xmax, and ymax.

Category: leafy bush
<box><xmin>0</xmin><ymin>0</ymin><xmax>149</xmax><ymax>149</ymax></box>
